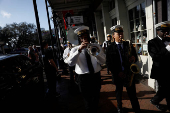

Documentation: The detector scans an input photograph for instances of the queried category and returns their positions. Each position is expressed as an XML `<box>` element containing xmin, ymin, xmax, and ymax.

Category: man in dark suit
<box><xmin>148</xmin><ymin>21</ymin><xmax>170</xmax><ymax>112</ymax></box>
<box><xmin>106</xmin><ymin>25</ymin><xmax>140</xmax><ymax>113</ymax></box>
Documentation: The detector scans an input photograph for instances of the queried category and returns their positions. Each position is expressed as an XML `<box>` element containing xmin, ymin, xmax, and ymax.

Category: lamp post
<box><xmin>51</xmin><ymin>12</ymin><xmax>61</xmax><ymax>60</ymax></box>
<box><xmin>45</xmin><ymin>0</ymin><xmax>56</xmax><ymax>60</ymax></box>
<box><xmin>32</xmin><ymin>0</ymin><xmax>44</xmax><ymax>65</ymax></box>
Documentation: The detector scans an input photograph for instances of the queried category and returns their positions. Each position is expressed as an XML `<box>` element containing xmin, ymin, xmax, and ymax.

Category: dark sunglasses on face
<box><xmin>160</xmin><ymin>30</ymin><xmax>169</xmax><ymax>33</ymax></box>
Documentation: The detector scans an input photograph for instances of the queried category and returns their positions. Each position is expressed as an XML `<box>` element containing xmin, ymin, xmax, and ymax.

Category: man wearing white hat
<box><xmin>63</xmin><ymin>42</ymin><xmax>76</xmax><ymax>84</ymax></box>
<box><xmin>102</xmin><ymin>34</ymin><xmax>112</xmax><ymax>52</ymax></box>
<box><xmin>102</xmin><ymin>34</ymin><xmax>112</xmax><ymax>74</ymax></box>
<box><xmin>148</xmin><ymin>21</ymin><xmax>170</xmax><ymax>111</ymax></box>
<box><xmin>106</xmin><ymin>25</ymin><xmax>140</xmax><ymax>113</ymax></box>
<box><xmin>67</xmin><ymin>26</ymin><xmax>106</xmax><ymax>113</ymax></box>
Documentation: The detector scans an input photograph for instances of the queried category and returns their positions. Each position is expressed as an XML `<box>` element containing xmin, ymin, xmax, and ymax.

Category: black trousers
<box><xmin>152</xmin><ymin>79</ymin><xmax>170</xmax><ymax>110</ymax></box>
<box><xmin>69</xmin><ymin>66</ymin><xmax>75</xmax><ymax>82</ymax></box>
<box><xmin>115</xmin><ymin>76</ymin><xmax>140</xmax><ymax>112</ymax></box>
<box><xmin>78</xmin><ymin>72</ymin><xmax>101</xmax><ymax>113</ymax></box>
<box><xmin>44</xmin><ymin>67</ymin><xmax>56</xmax><ymax>95</ymax></box>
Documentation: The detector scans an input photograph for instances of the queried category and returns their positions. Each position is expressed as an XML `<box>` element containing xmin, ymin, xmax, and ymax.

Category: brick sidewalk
<box><xmin>99</xmin><ymin>68</ymin><xmax>168</xmax><ymax>113</ymax></box>
<box><xmin>44</xmin><ymin>68</ymin><xmax>168</xmax><ymax>113</ymax></box>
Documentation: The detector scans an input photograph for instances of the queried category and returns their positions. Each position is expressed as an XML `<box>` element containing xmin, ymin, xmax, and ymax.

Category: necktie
<box><xmin>118</xmin><ymin>44</ymin><xmax>124</xmax><ymax>57</ymax></box>
<box><xmin>118</xmin><ymin>44</ymin><xmax>124</xmax><ymax>71</ymax></box>
<box><xmin>85</xmin><ymin>50</ymin><xmax>95</xmax><ymax>74</ymax></box>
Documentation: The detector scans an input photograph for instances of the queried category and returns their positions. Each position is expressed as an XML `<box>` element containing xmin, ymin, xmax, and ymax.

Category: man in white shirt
<box><xmin>148</xmin><ymin>21</ymin><xmax>170</xmax><ymax>112</ymax></box>
<box><xmin>67</xmin><ymin>26</ymin><xmax>106</xmax><ymax>113</ymax></box>
<box><xmin>102</xmin><ymin>34</ymin><xmax>112</xmax><ymax>52</ymax></box>
<box><xmin>63</xmin><ymin>42</ymin><xmax>72</xmax><ymax>63</ymax></box>
<box><xmin>63</xmin><ymin>42</ymin><xmax>75</xmax><ymax>84</ymax></box>
<box><xmin>102</xmin><ymin>34</ymin><xmax>112</xmax><ymax>74</ymax></box>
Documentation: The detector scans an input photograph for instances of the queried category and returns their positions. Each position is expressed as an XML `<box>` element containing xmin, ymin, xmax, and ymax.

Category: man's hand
<box><xmin>129</xmin><ymin>56</ymin><xmax>135</xmax><ymax>63</ymax></box>
<box><xmin>67</xmin><ymin>53</ymin><xmax>70</xmax><ymax>57</ymax></box>
<box><xmin>119</xmin><ymin>72</ymin><xmax>126</xmax><ymax>79</ymax></box>
<box><xmin>79</xmin><ymin>42</ymin><xmax>89</xmax><ymax>51</ymax></box>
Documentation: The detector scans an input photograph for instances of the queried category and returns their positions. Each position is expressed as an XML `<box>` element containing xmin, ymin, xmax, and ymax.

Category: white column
<box><xmin>94</xmin><ymin>11</ymin><xmax>105</xmax><ymax>45</ymax></box>
<box><xmin>145</xmin><ymin>0</ymin><xmax>155</xmax><ymax>90</ymax></box>
<box><xmin>168</xmin><ymin>0</ymin><xmax>170</xmax><ymax>21</ymax></box>
<box><xmin>101</xmin><ymin>2</ymin><xmax>112</xmax><ymax>40</ymax></box>
<box><xmin>116</xmin><ymin>0</ymin><xmax>129</xmax><ymax>40</ymax></box>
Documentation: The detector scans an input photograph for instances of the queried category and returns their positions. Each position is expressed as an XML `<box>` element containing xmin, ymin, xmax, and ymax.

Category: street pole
<box><xmin>52</xmin><ymin>12</ymin><xmax>61</xmax><ymax>61</ymax></box>
<box><xmin>153</xmin><ymin>0</ymin><xmax>156</xmax><ymax>37</ymax></box>
<box><xmin>45</xmin><ymin>0</ymin><xmax>56</xmax><ymax>59</ymax></box>
<box><xmin>32</xmin><ymin>0</ymin><xmax>44</xmax><ymax>64</ymax></box>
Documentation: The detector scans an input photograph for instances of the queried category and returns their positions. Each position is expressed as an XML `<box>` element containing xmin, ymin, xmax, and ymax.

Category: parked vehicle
<box><xmin>0</xmin><ymin>54</ymin><xmax>44</xmax><ymax>111</ymax></box>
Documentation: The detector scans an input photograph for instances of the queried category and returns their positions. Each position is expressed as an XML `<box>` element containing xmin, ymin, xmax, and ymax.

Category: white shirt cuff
<box><xmin>166</xmin><ymin>45</ymin><xmax>170</xmax><ymax>52</ymax></box>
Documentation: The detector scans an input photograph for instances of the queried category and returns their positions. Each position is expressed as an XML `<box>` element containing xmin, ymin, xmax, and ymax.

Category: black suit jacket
<box><xmin>106</xmin><ymin>41</ymin><xmax>138</xmax><ymax>84</ymax></box>
<box><xmin>148</xmin><ymin>37</ymin><xmax>170</xmax><ymax>80</ymax></box>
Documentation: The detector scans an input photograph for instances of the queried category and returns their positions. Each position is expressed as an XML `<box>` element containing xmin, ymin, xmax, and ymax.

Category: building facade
<box><xmin>47</xmin><ymin>0</ymin><xmax>169</xmax><ymax>90</ymax></box>
<box><xmin>94</xmin><ymin>0</ymin><xmax>170</xmax><ymax>90</ymax></box>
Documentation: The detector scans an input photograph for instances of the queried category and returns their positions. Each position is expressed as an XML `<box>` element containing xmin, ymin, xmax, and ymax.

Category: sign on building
<box><xmin>67</xmin><ymin>16</ymin><xmax>83</xmax><ymax>25</ymax></box>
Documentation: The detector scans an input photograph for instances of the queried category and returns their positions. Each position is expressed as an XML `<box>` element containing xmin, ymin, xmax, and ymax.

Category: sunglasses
<box><xmin>160</xmin><ymin>30</ymin><xmax>169</xmax><ymax>33</ymax></box>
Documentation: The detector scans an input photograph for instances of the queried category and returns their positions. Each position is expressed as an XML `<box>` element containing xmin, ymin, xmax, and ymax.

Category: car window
<box><xmin>14</xmin><ymin>48</ymin><xmax>26</xmax><ymax>51</ymax></box>
<box><xmin>15</xmin><ymin>56</ymin><xmax>32</xmax><ymax>70</ymax></box>
<box><xmin>0</xmin><ymin>58</ymin><xmax>21</xmax><ymax>73</ymax></box>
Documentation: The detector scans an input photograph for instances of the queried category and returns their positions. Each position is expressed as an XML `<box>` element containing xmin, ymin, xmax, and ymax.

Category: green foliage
<box><xmin>0</xmin><ymin>22</ymin><xmax>40</xmax><ymax>48</ymax></box>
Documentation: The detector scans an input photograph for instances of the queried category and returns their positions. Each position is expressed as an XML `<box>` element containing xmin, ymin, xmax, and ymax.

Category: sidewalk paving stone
<box><xmin>42</xmin><ymin>68</ymin><xmax>169</xmax><ymax>113</ymax></box>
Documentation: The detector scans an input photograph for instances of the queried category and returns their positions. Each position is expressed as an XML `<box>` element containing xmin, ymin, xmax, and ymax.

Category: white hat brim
<box><xmin>74</xmin><ymin>26</ymin><xmax>89</xmax><ymax>34</ymax></box>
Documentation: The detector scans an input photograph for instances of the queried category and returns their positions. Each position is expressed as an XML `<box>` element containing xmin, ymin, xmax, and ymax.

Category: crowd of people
<box><xmin>27</xmin><ymin>20</ymin><xmax>170</xmax><ymax>113</ymax></box>
<box><xmin>28</xmin><ymin>45</ymin><xmax>39</xmax><ymax>64</ymax></box>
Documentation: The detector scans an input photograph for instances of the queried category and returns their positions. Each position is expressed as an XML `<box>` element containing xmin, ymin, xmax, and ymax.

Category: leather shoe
<box><xmin>150</xmin><ymin>100</ymin><xmax>166</xmax><ymax>111</ymax></box>
<box><xmin>117</xmin><ymin>109</ymin><xmax>123</xmax><ymax>113</ymax></box>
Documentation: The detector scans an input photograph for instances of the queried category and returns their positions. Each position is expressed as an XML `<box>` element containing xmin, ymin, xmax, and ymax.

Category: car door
<box><xmin>14</xmin><ymin>55</ymin><xmax>44</xmax><ymax>98</ymax></box>
<box><xmin>0</xmin><ymin>57</ymin><xmax>23</xmax><ymax>101</ymax></box>
<box><xmin>15</xmin><ymin>55</ymin><xmax>43</xmax><ymax>89</ymax></box>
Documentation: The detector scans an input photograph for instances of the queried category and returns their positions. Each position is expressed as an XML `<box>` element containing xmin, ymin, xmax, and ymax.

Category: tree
<box><xmin>0</xmin><ymin>22</ymin><xmax>40</xmax><ymax>49</ymax></box>
<box><xmin>17</xmin><ymin>22</ymin><xmax>37</xmax><ymax>48</ymax></box>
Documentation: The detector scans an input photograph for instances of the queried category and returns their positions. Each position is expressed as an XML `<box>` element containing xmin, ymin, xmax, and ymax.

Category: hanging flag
<box><xmin>63</xmin><ymin>17</ymin><xmax>67</xmax><ymax>30</ymax></box>
<box><xmin>62</xmin><ymin>10</ymin><xmax>74</xmax><ymax>29</ymax></box>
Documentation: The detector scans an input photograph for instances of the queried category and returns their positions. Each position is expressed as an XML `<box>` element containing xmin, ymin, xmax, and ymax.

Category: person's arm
<box><xmin>106</xmin><ymin>44</ymin><xmax>116</xmax><ymax>75</ymax></box>
<box><xmin>34</xmin><ymin>53</ymin><xmax>39</xmax><ymax>61</ymax></box>
<box><xmin>102</xmin><ymin>41</ymin><xmax>106</xmax><ymax>51</ymax></box>
<box><xmin>95</xmin><ymin>45</ymin><xmax>106</xmax><ymax>64</ymax></box>
<box><xmin>46</xmin><ymin>49</ymin><xmax>58</xmax><ymax>71</ymax></box>
<box><xmin>28</xmin><ymin>51</ymin><xmax>32</xmax><ymax>59</ymax></box>
<box><xmin>49</xmin><ymin>59</ymin><xmax>58</xmax><ymax>72</ymax></box>
<box><xmin>148</xmin><ymin>40</ymin><xmax>170</xmax><ymax>62</ymax></box>
<box><xmin>63</xmin><ymin>48</ymin><xmax>69</xmax><ymax>60</ymax></box>
<box><xmin>67</xmin><ymin>46</ymin><xmax>80</xmax><ymax>66</ymax></box>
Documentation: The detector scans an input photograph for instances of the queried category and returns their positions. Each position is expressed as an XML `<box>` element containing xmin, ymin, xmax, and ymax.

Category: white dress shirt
<box><xmin>67</xmin><ymin>44</ymin><xmax>106</xmax><ymax>74</ymax></box>
<box><xmin>63</xmin><ymin>47</ymin><xmax>71</xmax><ymax>60</ymax></box>
<box><xmin>157</xmin><ymin>35</ymin><xmax>170</xmax><ymax>52</ymax></box>
<box><xmin>63</xmin><ymin>47</ymin><xmax>72</xmax><ymax>64</ymax></box>
<box><xmin>115</xmin><ymin>41</ymin><xmax>124</xmax><ymax>71</ymax></box>
<box><xmin>102</xmin><ymin>41</ymin><xmax>107</xmax><ymax>48</ymax></box>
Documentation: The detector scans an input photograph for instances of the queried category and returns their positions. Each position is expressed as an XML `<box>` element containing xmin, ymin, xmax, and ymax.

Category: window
<box><xmin>128</xmin><ymin>2</ymin><xmax>148</xmax><ymax>56</ymax></box>
<box><xmin>109</xmin><ymin>0</ymin><xmax>115</xmax><ymax>11</ymax></box>
<box><xmin>112</xmin><ymin>18</ymin><xmax>117</xmax><ymax>26</ymax></box>
<box><xmin>156</xmin><ymin>0</ymin><xmax>168</xmax><ymax>23</ymax></box>
<box><xmin>168</xmin><ymin>0</ymin><xmax>170</xmax><ymax>21</ymax></box>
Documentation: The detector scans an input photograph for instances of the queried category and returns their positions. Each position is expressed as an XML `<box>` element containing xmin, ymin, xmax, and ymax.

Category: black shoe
<box><xmin>117</xmin><ymin>108</ymin><xmax>123</xmax><ymax>113</ymax></box>
<box><xmin>150</xmin><ymin>100</ymin><xmax>166</xmax><ymax>111</ymax></box>
<box><xmin>55</xmin><ymin>92</ymin><xmax>61</xmax><ymax>98</ymax></box>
